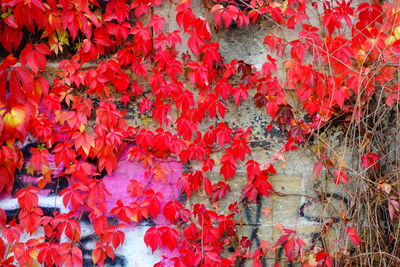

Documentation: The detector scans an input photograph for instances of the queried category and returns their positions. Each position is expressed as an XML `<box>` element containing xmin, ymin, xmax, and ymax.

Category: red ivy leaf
<box><xmin>333</xmin><ymin>170</ymin><xmax>348</xmax><ymax>185</ymax></box>
<box><xmin>20</xmin><ymin>44</ymin><xmax>51</xmax><ymax>75</ymax></box>
<box><xmin>214</xmin><ymin>123</ymin><xmax>233</xmax><ymax>148</ymax></box>
<box><xmin>315</xmin><ymin>251</ymin><xmax>333</xmax><ymax>267</ymax></box>
<box><xmin>144</xmin><ymin>190</ymin><xmax>164</xmax><ymax>218</ymax></box>
<box><xmin>204</xmin><ymin>177</ymin><xmax>212</xmax><ymax>196</ymax></box>
<box><xmin>144</xmin><ymin>227</ymin><xmax>179</xmax><ymax>252</ymax></box>
<box><xmin>283</xmin><ymin>237</ymin><xmax>295</xmax><ymax>261</ymax></box>
<box><xmin>346</xmin><ymin>227</ymin><xmax>360</xmax><ymax>245</ymax></box>
<box><xmin>246</xmin><ymin>160</ymin><xmax>260</xmax><ymax>182</ymax></box>
<box><xmin>211</xmin><ymin>181</ymin><xmax>230</xmax><ymax>202</ymax></box>
<box><xmin>361</xmin><ymin>153</ymin><xmax>380</xmax><ymax>170</ymax></box>
<box><xmin>110</xmin><ymin>200</ymin><xmax>133</xmax><ymax>224</ymax></box>
<box><xmin>313</xmin><ymin>161</ymin><xmax>324</xmax><ymax>177</ymax></box>
<box><xmin>163</xmin><ymin>201</ymin><xmax>184</xmax><ymax>223</ymax></box>
<box><xmin>160</xmin><ymin>227</ymin><xmax>180</xmax><ymax>251</ymax></box>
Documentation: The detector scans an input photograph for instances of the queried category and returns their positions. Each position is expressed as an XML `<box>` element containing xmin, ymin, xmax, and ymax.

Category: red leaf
<box><xmin>53</xmin><ymin>142</ymin><xmax>76</xmax><ymax>167</ymax></box>
<box><xmin>211</xmin><ymin>181</ymin><xmax>230</xmax><ymax>202</ymax></box>
<box><xmin>246</xmin><ymin>160</ymin><xmax>260</xmax><ymax>182</ymax></box>
<box><xmin>361</xmin><ymin>153</ymin><xmax>380</xmax><ymax>170</ymax></box>
<box><xmin>204</xmin><ymin>177</ymin><xmax>212</xmax><ymax>196</ymax></box>
<box><xmin>316</xmin><ymin>251</ymin><xmax>332</xmax><ymax>267</ymax></box>
<box><xmin>20</xmin><ymin>44</ymin><xmax>51</xmax><ymax>75</ymax></box>
<box><xmin>220</xmin><ymin>160</ymin><xmax>236</xmax><ymax>181</ymax></box>
<box><xmin>232</xmin><ymin>84</ymin><xmax>248</xmax><ymax>106</ymax></box>
<box><xmin>274</xmin><ymin>234</ymin><xmax>290</xmax><ymax>248</ymax></box>
<box><xmin>127</xmin><ymin>179</ymin><xmax>144</xmax><ymax>197</ymax></box>
<box><xmin>187</xmin><ymin>35</ymin><xmax>205</xmax><ymax>56</ymax></box>
<box><xmin>144</xmin><ymin>226</ymin><xmax>162</xmax><ymax>252</ymax></box>
<box><xmin>388</xmin><ymin>196</ymin><xmax>400</xmax><ymax>221</ymax></box>
<box><xmin>160</xmin><ymin>227</ymin><xmax>180</xmax><ymax>251</ymax></box>
<box><xmin>222</xmin><ymin>5</ymin><xmax>239</xmax><ymax>28</ymax></box>
<box><xmin>214</xmin><ymin>123</ymin><xmax>233</xmax><ymax>148</ymax></box>
<box><xmin>163</xmin><ymin>201</ymin><xmax>184</xmax><ymax>223</ymax></box>
<box><xmin>72</xmin><ymin>131</ymin><xmax>95</xmax><ymax>156</ymax></box>
<box><xmin>283</xmin><ymin>237</ymin><xmax>295</xmax><ymax>261</ymax></box>
<box><xmin>15</xmin><ymin>186</ymin><xmax>39</xmax><ymax>210</ymax></box>
<box><xmin>346</xmin><ymin>227</ymin><xmax>360</xmax><ymax>245</ymax></box>
<box><xmin>296</xmin><ymin>238</ymin><xmax>306</xmax><ymax>258</ymax></box>
<box><xmin>69</xmin><ymin>246</ymin><xmax>83</xmax><ymax>267</ymax></box>
<box><xmin>110</xmin><ymin>200</ymin><xmax>133</xmax><ymax>224</ymax></box>
<box><xmin>256</xmin><ymin>176</ymin><xmax>274</xmax><ymax>197</ymax></box>
<box><xmin>149</xmin><ymin>14</ymin><xmax>165</xmax><ymax>33</ymax></box>
<box><xmin>333</xmin><ymin>170</ymin><xmax>348</xmax><ymax>185</ymax></box>
<box><xmin>144</xmin><ymin>190</ymin><xmax>164</xmax><ymax>218</ymax></box>
<box><xmin>129</xmin><ymin>201</ymin><xmax>149</xmax><ymax>222</ymax></box>
<box><xmin>59</xmin><ymin>185</ymin><xmax>85</xmax><ymax>210</ymax></box>
<box><xmin>92</xmin><ymin>247</ymin><xmax>106</xmax><ymax>266</ymax></box>
<box><xmin>313</xmin><ymin>161</ymin><xmax>324</xmax><ymax>177</ymax></box>
<box><xmin>1</xmin><ymin>25</ymin><xmax>23</xmax><ymax>52</ymax></box>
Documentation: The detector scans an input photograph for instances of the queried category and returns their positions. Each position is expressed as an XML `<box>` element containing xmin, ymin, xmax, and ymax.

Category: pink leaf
<box><xmin>388</xmin><ymin>196</ymin><xmax>400</xmax><ymax>221</ymax></box>
<box><xmin>313</xmin><ymin>161</ymin><xmax>324</xmax><ymax>177</ymax></box>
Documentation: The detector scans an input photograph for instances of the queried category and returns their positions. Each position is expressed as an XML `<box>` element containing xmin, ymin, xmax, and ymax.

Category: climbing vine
<box><xmin>0</xmin><ymin>0</ymin><xmax>399</xmax><ymax>266</ymax></box>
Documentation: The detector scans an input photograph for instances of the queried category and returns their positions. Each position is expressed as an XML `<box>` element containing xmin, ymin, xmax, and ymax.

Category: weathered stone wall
<box><xmin>0</xmin><ymin>2</ymin><xmax>352</xmax><ymax>267</ymax></box>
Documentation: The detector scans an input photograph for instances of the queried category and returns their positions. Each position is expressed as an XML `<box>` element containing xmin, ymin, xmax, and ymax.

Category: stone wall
<box><xmin>0</xmin><ymin>1</ymin><xmax>352</xmax><ymax>266</ymax></box>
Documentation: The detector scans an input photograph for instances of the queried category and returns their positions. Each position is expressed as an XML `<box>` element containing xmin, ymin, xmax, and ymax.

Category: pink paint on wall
<box><xmin>102</xmin><ymin>146</ymin><xmax>183</xmax><ymax>225</ymax></box>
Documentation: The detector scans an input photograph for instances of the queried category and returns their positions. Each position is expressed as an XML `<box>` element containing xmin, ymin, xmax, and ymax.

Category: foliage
<box><xmin>0</xmin><ymin>0</ymin><xmax>399</xmax><ymax>266</ymax></box>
